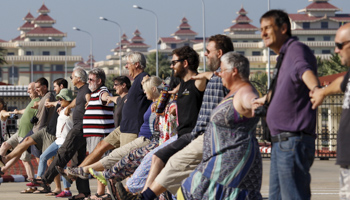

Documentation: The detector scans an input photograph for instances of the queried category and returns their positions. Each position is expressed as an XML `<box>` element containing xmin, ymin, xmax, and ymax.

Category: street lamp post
<box><xmin>99</xmin><ymin>17</ymin><xmax>123</xmax><ymax>75</ymax></box>
<box><xmin>31</xmin><ymin>50</ymin><xmax>33</xmax><ymax>82</ymax></box>
<box><xmin>11</xmin><ymin>57</ymin><xmax>15</xmax><ymax>85</ymax></box>
<box><xmin>73</xmin><ymin>27</ymin><xmax>94</xmax><ymax>69</ymax></box>
<box><xmin>267</xmin><ymin>0</ymin><xmax>271</xmax><ymax>88</ymax></box>
<box><xmin>201</xmin><ymin>0</ymin><xmax>206</xmax><ymax>72</ymax></box>
<box><xmin>49</xmin><ymin>37</ymin><xmax>68</xmax><ymax>79</ymax></box>
<box><xmin>133</xmin><ymin>5</ymin><xmax>159</xmax><ymax>77</ymax></box>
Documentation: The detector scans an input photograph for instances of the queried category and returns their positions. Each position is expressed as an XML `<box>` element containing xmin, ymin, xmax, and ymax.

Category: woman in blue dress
<box><xmin>178</xmin><ymin>52</ymin><xmax>262</xmax><ymax>200</ymax></box>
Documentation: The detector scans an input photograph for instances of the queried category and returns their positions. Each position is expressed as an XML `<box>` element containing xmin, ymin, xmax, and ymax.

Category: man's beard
<box><xmin>208</xmin><ymin>56</ymin><xmax>220</xmax><ymax>72</ymax></box>
<box><xmin>89</xmin><ymin>82</ymin><xmax>98</xmax><ymax>92</ymax></box>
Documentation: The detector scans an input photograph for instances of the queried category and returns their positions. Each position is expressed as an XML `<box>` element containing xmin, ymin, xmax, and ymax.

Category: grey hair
<box><xmin>142</xmin><ymin>76</ymin><xmax>163</xmax><ymax>99</ymax></box>
<box><xmin>73</xmin><ymin>66</ymin><xmax>88</xmax><ymax>83</ymax></box>
<box><xmin>220</xmin><ymin>51</ymin><xmax>250</xmax><ymax>81</ymax></box>
<box><xmin>127</xmin><ymin>52</ymin><xmax>146</xmax><ymax>69</ymax></box>
<box><xmin>89</xmin><ymin>68</ymin><xmax>106</xmax><ymax>85</ymax></box>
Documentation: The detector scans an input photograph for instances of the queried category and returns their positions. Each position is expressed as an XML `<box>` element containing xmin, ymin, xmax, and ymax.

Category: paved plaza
<box><xmin>0</xmin><ymin>158</ymin><xmax>340</xmax><ymax>200</ymax></box>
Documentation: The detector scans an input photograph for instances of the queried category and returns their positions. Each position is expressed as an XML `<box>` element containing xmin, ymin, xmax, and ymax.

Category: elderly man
<box><xmin>83</xmin><ymin>68</ymin><xmax>114</xmax><ymax>154</ymax></box>
<box><xmin>311</xmin><ymin>23</ymin><xmax>350</xmax><ymax>199</ymax></box>
<box><xmin>253</xmin><ymin>10</ymin><xmax>319</xmax><ymax>199</ymax></box>
<box><xmin>116</xmin><ymin>35</ymin><xmax>233</xmax><ymax>200</ymax></box>
<box><xmin>2</xmin><ymin>78</ymin><xmax>69</xmax><ymax>195</ymax></box>
<box><xmin>40</xmin><ymin>67</ymin><xmax>91</xmax><ymax>200</ymax></box>
<box><xmin>0</xmin><ymin>82</ymin><xmax>40</xmax><ymax>192</ymax></box>
<box><xmin>68</xmin><ymin>52</ymin><xmax>151</xmax><ymax>171</ymax></box>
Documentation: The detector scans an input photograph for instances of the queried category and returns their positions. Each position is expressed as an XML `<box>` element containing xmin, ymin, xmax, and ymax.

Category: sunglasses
<box><xmin>335</xmin><ymin>40</ymin><xmax>350</xmax><ymax>50</ymax></box>
<box><xmin>88</xmin><ymin>78</ymin><xmax>96</xmax><ymax>82</ymax></box>
<box><xmin>171</xmin><ymin>59</ymin><xmax>184</xmax><ymax>66</ymax></box>
<box><xmin>114</xmin><ymin>83</ymin><xmax>121</xmax><ymax>86</ymax></box>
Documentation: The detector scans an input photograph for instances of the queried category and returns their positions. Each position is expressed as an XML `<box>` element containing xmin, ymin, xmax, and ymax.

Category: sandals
<box><xmin>69</xmin><ymin>194</ymin><xmax>90</xmax><ymax>200</ymax></box>
<box><xmin>20</xmin><ymin>187</ymin><xmax>37</xmax><ymax>193</ymax></box>
<box><xmin>107</xmin><ymin>179</ymin><xmax>117</xmax><ymax>200</ymax></box>
<box><xmin>56</xmin><ymin>166</ymin><xmax>73</xmax><ymax>184</ymax></box>
<box><xmin>45</xmin><ymin>191</ymin><xmax>61</xmax><ymax>196</ymax></box>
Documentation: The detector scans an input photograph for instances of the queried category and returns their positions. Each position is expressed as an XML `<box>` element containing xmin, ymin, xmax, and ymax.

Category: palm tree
<box><xmin>317</xmin><ymin>54</ymin><xmax>347</xmax><ymax>77</ymax></box>
<box><xmin>0</xmin><ymin>47</ymin><xmax>7</xmax><ymax>65</ymax></box>
<box><xmin>145</xmin><ymin>52</ymin><xmax>172</xmax><ymax>79</ymax></box>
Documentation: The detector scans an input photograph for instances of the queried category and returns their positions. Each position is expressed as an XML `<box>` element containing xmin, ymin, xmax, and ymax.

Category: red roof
<box><xmin>127</xmin><ymin>43</ymin><xmax>149</xmax><ymax>47</ymax></box>
<box><xmin>182</xmin><ymin>17</ymin><xmax>188</xmax><ymax>22</ymax></box>
<box><xmin>11</xmin><ymin>35</ymin><xmax>23</xmax><ymax>41</ymax></box>
<box><xmin>20</xmin><ymin>21</ymin><xmax>35</xmax><ymax>28</ymax></box>
<box><xmin>24</xmin><ymin>12</ymin><xmax>35</xmax><ymax>20</ymax></box>
<box><xmin>330</xmin><ymin>15</ymin><xmax>350</xmax><ymax>22</ymax></box>
<box><xmin>34</xmin><ymin>14</ymin><xmax>55</xmax><ymax>22</ymax></box>
<box><xmin>121</xmin><ymin>39</ymin><xmax>130</xmax><ymax>44</ymax></box>
<box><xmin>238</xmin><ymin>7</ymin><xmax>247</xmax><ymax>14</ymax></box>
<box><xmin>235</xmin><ymin>15</ymin><xmax>252</xmax><ymax>22</ymax></box>
<box><xmin>0</xmin><ymin>39</ymin><xmax>6</xmax><ymax>42</ymax></box>
<box><xmin>38</xmin><ymin>4</ymin><xmax>50</xmax><ymax>12</ymax></box>
<box><xmin>289</xmin><ymin>14</ymin><xmax>322</xmax><ymax>22</ymax></box>
<box><xmin>229</xmin><ymin>23</ymin><xmax>258</xmax><ymax>30</ymax></box>
<box><xmin>25</xmin><ymin>27</ymin><xmax>64</xmax><ymax>35</ymax></box>
<box><xmin>160</xmin><ymin>37</ymin><xmax>183</xmax><ymax>43</ymax></box>
<box><xmin>134</xmin><ymin>29</ymin><xmax>140</xmax><ymax>35</ymax></box>
<box><xmin>131</xmin><ymin>36</ymin><xmax>144</xmax><ymax>41</ymax></box>
<box><xmin>173</xmin><ymin>29</ymin><xmax>197</xmax><ymax>35</ymax></box>
<box><xmin>305</xmin><ymin>1</ymin><xmax>340</xmax><ymax>11</ymax></box>
<box><xmin>319</xmin><ymin>71</ymin><xmax>347</xmax><ymax>86</ymax></box>
<box><xmin>178</xmin><ymin>22</ymin><xmax>191</xmax><ymax>29</ymax></box>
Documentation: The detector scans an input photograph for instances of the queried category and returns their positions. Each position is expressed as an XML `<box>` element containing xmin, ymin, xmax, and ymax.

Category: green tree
<box><xmin>250</xmin><ymin>72</ymin><xmax>268</xmax><ymax>96</ymax></box>
<box><xmin>317</xmin><ymin>54</ymin><xmax>347</xmax><ymax>77</ymax></box>
<box><xmin>0</xmin><ymin>47</ymin><xmax>7</xmax><ymax>65</ymax></box>
<box><xmin>105</xmin><ymin>74</ymin><xmax>117</xmax><ymax>92</ymax></box>
<box><xmin>145</xmin><ymin>52</ymin><xmax>172</xmax><ymax>79</ymax></box>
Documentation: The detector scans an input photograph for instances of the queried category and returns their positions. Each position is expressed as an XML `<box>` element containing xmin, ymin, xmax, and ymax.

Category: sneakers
<box><xmin>56</xmin><ymin>190</ymin><xmax>72</xmax><ymax>198</ymax></box>
<box><xmin>88</xmin><ymin>168</ymin><xmax>107</xmax><ymax>186</ymax></box>
<box><xmin>67</xmin><ymin>167</ymin><xmax>89</xmax><ymax>180</ymax></box>
<box><xmin>26</xmin><ymin>182</ymin><xmax>40</xmax><ymax>187</ymax></box>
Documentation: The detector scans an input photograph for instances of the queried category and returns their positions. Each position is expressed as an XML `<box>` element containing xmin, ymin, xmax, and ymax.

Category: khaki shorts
<box><xmin>31</xmin><ymin>127</ymin><xmax>56</xmax><ymax>152</ymax></box>
<box><xmin>100</xmin><ymin>136</ymin><xmax>150</xmax><ymax>169</ymax></box>
<box><xmin>103</xmin><ymin>126</ymin><xmax>138</xmax><ymax>148</ymax></box>
<box><xmin>6</xmin><ymin>131</ymin><xmax>32</xmax><ymax>162</ymax></box>
<box><xmin>155</xmin><ymin>134</ymin><xmax>204</xmax><ymax>194</ymax></box>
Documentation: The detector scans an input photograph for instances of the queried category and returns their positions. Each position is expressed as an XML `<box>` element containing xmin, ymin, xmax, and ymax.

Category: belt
<box><xmin>271</xmin><ymin>132</ymin><xmax>302</xmax><ymax>143</ymax></box>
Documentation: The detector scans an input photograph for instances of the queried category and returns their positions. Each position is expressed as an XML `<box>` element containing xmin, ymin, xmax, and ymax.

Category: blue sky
<box><xmin>1</xmin><ymin>0</ymin><xmax>349</xmax><ymax>61</ymax></box>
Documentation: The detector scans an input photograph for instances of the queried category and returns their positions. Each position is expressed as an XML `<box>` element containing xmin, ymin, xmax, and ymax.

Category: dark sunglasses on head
<box><xmin>335</xmin><ymin>40</ymin><xmax>350</xmax><ymax>50</ymax></box>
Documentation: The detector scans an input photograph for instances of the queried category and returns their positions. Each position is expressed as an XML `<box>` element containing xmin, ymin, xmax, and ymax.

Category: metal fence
<box><xmin>256</xmin><ymin>94</ymin><xmax>342</xmax><ymax>159</ymax></box>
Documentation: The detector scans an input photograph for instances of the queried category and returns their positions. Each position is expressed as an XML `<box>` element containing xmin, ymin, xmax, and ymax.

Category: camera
<box><xmin>9</xmin><ymin>114</ymin><xmax>18</xmax><ymax>119</ymax></box>
<box><xmin>30</xmin><ymin>116</ymin><xmax>39</xmax><ymax>124</ymax></box>
<box><xmin>254</xmin><ymin>105</ymin><xmax>268</xmax><ymax>117</ymax></box>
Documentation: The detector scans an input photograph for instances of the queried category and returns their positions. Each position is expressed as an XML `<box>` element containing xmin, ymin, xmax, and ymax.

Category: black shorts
<box><xmin>154</xmin><ymin>133</ymin><xmax>192</xmax><ymax>164</ymax></box>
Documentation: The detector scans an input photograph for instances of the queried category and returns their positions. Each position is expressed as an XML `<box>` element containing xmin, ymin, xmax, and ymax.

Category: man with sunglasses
<box><xmin>311</xmin><ymin>23</ymin><xmax>350</xmax><ymax>199</ymax></box>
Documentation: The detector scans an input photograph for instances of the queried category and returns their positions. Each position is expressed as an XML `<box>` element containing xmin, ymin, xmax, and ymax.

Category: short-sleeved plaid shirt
<box><xmin>191</xmin><ymin>70</ymin><xmax>228</xmax><ymax>138</ymax></box>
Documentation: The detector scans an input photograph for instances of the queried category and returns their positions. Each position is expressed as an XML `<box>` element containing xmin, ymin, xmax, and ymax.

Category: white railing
<box><xmin>301</xmin><ymin>41</ymin><xmax>335</xmax><ymax>47</ymax></box>
<box><xmin>0</xmin><ymin>41</ymin><xmax>76</xmax><ymax>48</ymax></box>
<box><xmin>234</xmin><ymin>42</ymin><xmax>264</xmax><ymax>48</ymax></box>
<box><xmin>292</xmin><ymin>29</ymin><xmax>337</xmax><ymax>35</ymax></box>
<box><xmin>4</xmin><ymin>55</ymin><xmax>82</xmax><ymax>62</ymax></box>
<box><xmin>0</xmin><ymin>85</ymin><xmax>29</xmax><ymax>96</ymax></box>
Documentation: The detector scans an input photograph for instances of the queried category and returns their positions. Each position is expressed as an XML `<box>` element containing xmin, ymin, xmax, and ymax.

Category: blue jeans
<box><xmin>269</xmin><ymin>133</ymin><xmax>315</xmax><ymax>200</ymax></box>
<box><xmin>38</xmin><ymin>142</ymin><xmax>71</xmax><ymax>188</ymax></box>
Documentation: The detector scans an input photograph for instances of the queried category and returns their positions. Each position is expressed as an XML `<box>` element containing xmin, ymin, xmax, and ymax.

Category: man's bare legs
<box><xmin>78</xmin><ymin>140</ymin><xmax>114</xmax><ymax>167</ymax></box>
<box><xmin>142</xmin><ymin>155</ymin><xmax>165</xmax><ymax>192</ymax></box>
<box><xmin>5</xmin><ymin>137</ymin><xmax>36</xmax><ymax>162</ymax></box>
<box><xmin>0</xmin><ymin>142</ymin><xmax>12</xmax><ymax>158</ymax></box>
<box><xmin>23</xmin><ymin>161</ymin><xmax>35</xmax><ymax>180</ymax></box>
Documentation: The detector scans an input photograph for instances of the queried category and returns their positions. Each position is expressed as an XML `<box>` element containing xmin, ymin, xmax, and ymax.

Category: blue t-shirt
<box><xmin>120</xmin><ymin>71</ymin><xmax>152</xmax><ymax>134</ymax></box>
<box><xmin>138</xmin><ymin>103</ymin><xmax>156</xmax><ymax>139</ymax></box>
<box><xmin>266</xmin><ymin>37</ymin><xmax>317</xmax><ymax>136</ymax></box>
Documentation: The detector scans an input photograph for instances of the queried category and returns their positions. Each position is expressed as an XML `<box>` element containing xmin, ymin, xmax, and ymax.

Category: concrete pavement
<box><xmin>0</xmin><ymin>158</ymin><xmax>340</xmax><ymax>200</ymax></box>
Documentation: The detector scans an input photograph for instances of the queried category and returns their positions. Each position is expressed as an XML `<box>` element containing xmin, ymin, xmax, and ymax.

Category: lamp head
<box><xmin>133</xmin><ymin>5</ymin><xmax>142</xmax><ymax>9</ymax></box>
<box><xmin>99</xmin><ymin>17</ymin><xmax>107</xmax><ymax>20</ymax></box>
<box><xmin>73</xmin><ymin>27</ymin><xmax>80</xmax><ymax>31</ymax></box>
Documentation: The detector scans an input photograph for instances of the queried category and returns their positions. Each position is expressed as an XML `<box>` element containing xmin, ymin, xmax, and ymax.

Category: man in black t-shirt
<box><xmin>40</xmin><ymin>67</ymin><xmax>92</xmax><ymax>199</ymax></box>
<box><xmin>311</xmin><ymin>23</ymin><xmax>350</xmax><ymax>199</ymax></box>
